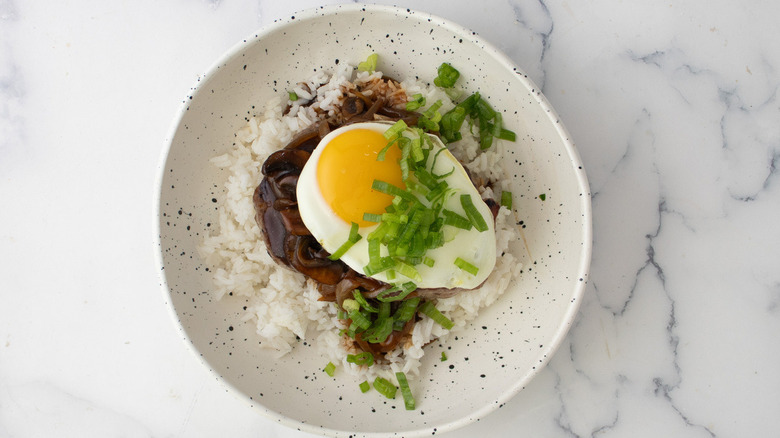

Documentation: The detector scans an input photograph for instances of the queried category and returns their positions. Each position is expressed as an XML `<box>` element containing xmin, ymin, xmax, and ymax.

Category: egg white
<box><xmin>296</xmin><ymin>122</ymin><xmax>496</xmax><ymax>289</ymax></box>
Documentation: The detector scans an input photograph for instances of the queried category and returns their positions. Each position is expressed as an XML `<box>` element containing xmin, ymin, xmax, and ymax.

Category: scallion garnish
<box><xmin>396</xmin><ymin>372</ymin><xmax>416</xmax><ymax>410</ymax></box>
<box><xmin>328</xmin><ymin>222</ymin><xmax>362</xmax><ymax>260</ymax></box>
<box><xmin>342</xmin><ymin>299</ymin><xmax>359</xmax><ymax>314</ymax></box>
<box><xmin>539</xmin><ymin>193</ymin><xmax>546</xmax><ymax>201</ymax></box>
<box><xmin>288</xmin><ymin>91</ymin><xmax>298</xmax><ymax>101</ymax></box>
<box><xmin>423</xmin><ymin>256</ymin><xmax>435</xmax><ymax>267</ymax></box>
<box><xmin>393</xmin><ymin>296</ymin><xmax>421</xmax><ymax>322</ymax></box>
<box><xmin>361</xmin><ymin>317</ymin><xmax>393</xmax><ymax>343</ymax></box>
<box><xmin>497</xmin><ymin>128</ymin><xmax>517</xmax><ymax>141</ymax></box>
<box><xmin>419</xmin><ymin>301</ymin><xmax>454</xmax><ymax>330</ymax></box>
<box><xmin>353</xmin><ymin>290</ymin><xmax>378</xmax><ymax>313</ymax></box>
<box><xmin>410</xmin><ymin>137</ymin><xmax>425</xmax><ymax>163</ymax></box>
<box><xmin>440</xmin><ymin>106</ymin><xmax>466</xmax><ymax>143</ymax></box>
<box><xmin>422</xmin><ymin>100</ymin><xmax>443</xmax><ymax>120</ymax></box>
<box><xmin>383</xmin><ymin>119</ymin><xmax>408</xmax><ymax>140</ymax></box>
<box><xmin>363</xmin><ymin>212</ymin><xmax>382</xmax><ymax>223</ymax></box>
<box><xmin>359</xmin><ymin>381</ymin><xmax>371</xmax><ymax>393</ymax></box>
<box><xmin>501</xmin><ymin>191</ymin><xmax>513</xmax><ymax>210</ymax></box>
<box><xmin>406</xmin><ymin>93</ymin><xmax>426</xmax><ymax>111</ymax></box>
<box><xmin>394</xmin><ymin>259</ymin><xmax>422</xmax><ymax>282</ymax></box>
<box><xmin>417</xmin><ymin>100</ymin><xmax>443</xmax><ymax>132</ymax></box>
<box><xmin>363</xmin><ymin>256</ymin><xmax>395</xmax><ymax>276</ymax></box>
<box><xmin>371</xmin><ymin>179</ymin><xmax>417</xmax><ymax>202</ymax></box>
<box><xmin>373</xmin><ymin>377</ymin><xmax>398</xmax><ymax>399</ymax></box>
<box><xmin>323</xmin><ymin>362</ymin><xmax>336</xmax><ymax>376</ymax></box>
<box><xmin>460</xmin><ymin>194</ymin><xmax>488</xmax><ymax>232</ymax></box>
<box><xmin>376</xmin><ymin>136</ymin><xmax>397</xmax><ymax>162</ymax></box>
<box><xmin>348</xmin><ymin>309</ymin><xmax>372</xmax><ymax>330</ymax></box>
<box><xmin>441</xmin><ymin>351</ymin><xmax>448</xmax><ymax>361</ymax></box>
<box><xmin>454</xmin><ymin>257</ymin><xmax>479</xmax><ymax>276</ymax></box>
<box><xmin>442</xmin><ymin>209</ymin><xmax>472</xmax><ymax>230</ymax></box>
<box><xmin>433</xmin><ymin>62</ymin><xmax>460</xmax><ymax>88</ymax></box>
<box><xmin>347</xmin><ymin>351</ymin><xmax>374</xmax><ymax>367</ymax></box>
<box><xmin>376</xmin><ymin>281</ymin><xmax>416</xmax><ymax>302</ymax></box>
<box><xmin>357</xmin><ymin>53</ymin><xmax>378</xmax><ymax>73</ymax></box>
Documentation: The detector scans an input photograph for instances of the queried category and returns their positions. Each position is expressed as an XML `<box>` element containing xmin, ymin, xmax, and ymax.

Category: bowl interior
<box><xmin>157</xmin><ymin>5</ymin><xmax>590</xmax><ymax>437</ymax></box>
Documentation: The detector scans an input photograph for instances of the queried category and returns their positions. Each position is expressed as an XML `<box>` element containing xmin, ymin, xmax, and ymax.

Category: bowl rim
<box><xmin>154</xmin><ymin>3</ymin><xmax>592</xmax><ymax>437</ymax></box>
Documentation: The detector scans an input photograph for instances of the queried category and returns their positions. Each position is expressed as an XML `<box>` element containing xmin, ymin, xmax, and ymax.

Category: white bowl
<box><xmin>156</xmin><ymin>4</ymin><xmax>591</xmax><ymax>437</ymax></box>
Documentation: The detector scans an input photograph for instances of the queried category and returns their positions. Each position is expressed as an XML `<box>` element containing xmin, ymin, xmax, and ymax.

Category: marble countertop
<box><xmin>2</xmin><ymin>1</ymin><xmax>778</xmax><ymax>436</ymax></box>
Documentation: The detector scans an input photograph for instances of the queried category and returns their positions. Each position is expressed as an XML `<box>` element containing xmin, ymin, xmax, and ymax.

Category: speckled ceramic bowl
<box><xmin>156</xmin><ymin>4</ymin><xmax>591</xmax><ymax>437</ymax></box>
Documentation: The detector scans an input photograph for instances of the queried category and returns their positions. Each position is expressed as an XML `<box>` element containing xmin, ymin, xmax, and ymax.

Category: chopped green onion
<box><xmin>383</xmin><ymin>119</ymin><xmax>408</xmax><ymax>140</ymax></box>
<box><xmin>346</xmin><ymin>321</ymin><xmax>360</xmax><ymax>338</ymax></box>
<box><xmin>425</xmin><ymin>231</ymin><xmax>444</xmax><ymax>249</ymax></box>
<box><xmin>362</xmin><ymin>317</ymin><xmax>393</xmax><ymax>343</ymax></box>
<box><xmin>425</xmin><ymin>181</ymin><xmax>452</xmax><ymax>204</ymax></box>
<box><xmin>440</xmin><ymin>351</ymin><xmax>448</xmax><ymax>361</ymax></box>
<box><xmin>357</xmin><ymin>53</ymin><xmax>378</xmax><ymax>72</ymax></box>
<box><xmin>474</xmin><ymin>98</ymin><xmax>496</xmax><ymax>120</ymax></box>
<box><xmin>479</xmin><ymin>130</ymin><xmax>494</xmax><ymax>150</ymax></box>
<box><xmin>371</xmin><ymin>180</ymin><xmax>417</xmax><ymax>202</ymax></box>
<box><xmin>492</xmin><ymin>112</ymin><xmax>504</xmax><ymax>137</ymax></box>
<box><xmin>396</xmin><ymin>372</ymin><xmax>416</xmax><ymax>410</ymax></box>
<box><xmin>413</xmin><ymin>167</ymin><xmax>439</xmax><ymax>189</ymax></box>
<box><xmin>368</xmin><ymin>239</ymin><xmax>381</xmax><ymax>265</ymax></box>
<box><xmin>342</xmin><ymin>299</ymin><xmax>359</xmax><ymax>314</ymax></box>
<box><xmin>363</xmin><ymin>212</ymin><xmax>382</xmax><ymax>223</ymax></box>
<box><xmin>399</xmin><ymin>137</ymin><xmax>411</xmax><ymax>181</ymax></box>
<box><xmin>323</xmin><ymin>362</ymin><xmax>336</xmax><ymax>376</ymax></box>
<box><xmin>386</xmin><ymin>269</ymin><xmax>396</xmax><ymax>281</ymax></box>
<box><xmin>417</xmin><ymin>115</ymin><xmax>439</xmax><ymax>133</ymax></box>
<box><xmin>497</xmin><ymin>128</ymin><xmax>517</xmax><ymax>141</ymax></box>
<box><xmin>406</xmin><ymin>93</ymin><xmax>426</xmax><ymax>111</ymax></box>
<box><xmin>440</xmin><ymin>106</ymin><xmax>466</xmax><ymax>144</ymax></box>
<box><xmin>373</xmin><ymin>377</ymin><xmax>397</xmax><ymax>399</ymax></box>
<box><xmin>460</xmin><ymin>194</ymin><xmax>488</xmax><ymax>232</ymax></box>
<box><xmin>345</xmin><ymin>323</ymin><xmax>357</xmax><ymax>339</ymax></box>
<box><xmin>363</xmin><ymin>256</ymin><xmax>395</xmax><ymax>276</ymax></box>
<box><xmin>444</xmin><ymin>87</ymin><xmax>462</xmax><ymax>101</ymax></box>
<box><xmin>353</xmin><ymin>290</ymin><xmax>378</xmax><ymax>313</ymax></box>
<box><xmin>422</xmin><ymin>100</ymin><xmax>443</xmax><ymax>121</ymax></box>
<box><xmin>377</xmin><ymin>281</ymin><xmax>416</xmax><ymax>302</ymax></box>
<box><xmin>419</xmin><ymin>301</ymin><xmax>454</xmax><ymax>330</ymax></box>
<box><xmin>288</xmin><ymin>91</ymin><xmax>298</xmax><ymax>101</ymax></box>
<box><xmin>394</xmin><ymin>259</ymin><xmax>422</xmax><ymax>282</ymax></box>
<box><xmin>328</xmin><ymin>222</ymin><xmax>362</xmax><ymax>260</ymax></box>
<box><xmin>454</xmin><ymin>256</ymin><xmax>479</xmax><ymax>276</ymax></box>
<box><xmin>347</xmin><ymin>352</ymin><xmax>374</xmax><ymax>367</ymax></box>
<box><xmin>393</xmin><ymin>296</ymin><xmax>421</xmax><ymax>322</ymax></box>
<box><xmin>348</xmin><ymin>310</ymin><xmax>372</xmax><ymax>330</ymax></box>
<box><xmin>442</xmin><ymin>209</ymin><xmax>472</xmax><ymax>230</ymax></box>
<box><xmin>433</xmin><ymin>62</ymin><xmax>460</xmax><ymax>88</ymax></box>
<box><xmin>423</xmin><ymin>256</ymin><xmax>435</xmax><ymax>267</ymax></box>
<box><xmin>429</xmin><ymin>148</ymin><xmax>454</xmax><ymax>180</ymax></box>
<box><xmin>378</xmin><ymin>301</ymin><xmax>391</xmax><ymax>319</ymax></box>
<box><xmin>368</xmin><ymin>222</ymin><xmax>389</xmax><ymax>243</ymax></box>
<box><xmin>539</xmin><ymin>193</ymin><xmax>546</xmax><ymax>201</ymax></box>
<box><xmin>359</xmin><ymin>381</ymin><xmax>371</xmax><ymax>393</ymax></box>
<box><xmin>458</xmin><ymin>92</ymin><xmax>481</xmax><ymax>113</ymax></box>
<box><xmin>410</xmin><ymin>137</ymin><xmax>425</xmax><ymax>163</ymax></box>
<box><xmin>501</xmin><ymin>191</ymin><xmax>513</xmax><ymax>210</ymax></box>
<box><xmin>376</xmin><ymin>137</ymin><xmax>397</xmax><ymax>162</ymax></box>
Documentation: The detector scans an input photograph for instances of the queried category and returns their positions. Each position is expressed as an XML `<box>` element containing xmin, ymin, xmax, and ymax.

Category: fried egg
<box><xmin>296</xmin><ymin>122</ymin><xmax>496</xmax><ymax>289</ymax></box>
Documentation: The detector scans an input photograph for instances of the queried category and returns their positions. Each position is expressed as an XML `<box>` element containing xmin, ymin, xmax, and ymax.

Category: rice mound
<box><xmin>198</xmin><ymin>64</ymin><xmax>523</xmax><ymax>381</ymax></box>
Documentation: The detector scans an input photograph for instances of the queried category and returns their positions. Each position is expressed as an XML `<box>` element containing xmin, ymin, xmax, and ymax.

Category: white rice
<box><xmin>198</xmin><ymin>64</ymin><xmax>523</xmax><ymax>381</ymax></box>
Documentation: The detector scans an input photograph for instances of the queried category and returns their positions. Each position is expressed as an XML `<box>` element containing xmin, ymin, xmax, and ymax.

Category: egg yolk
<box><xmin>317</xmin><ymin>128</ymin><xmax>405</xmax><ymax>227</ymax></box>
